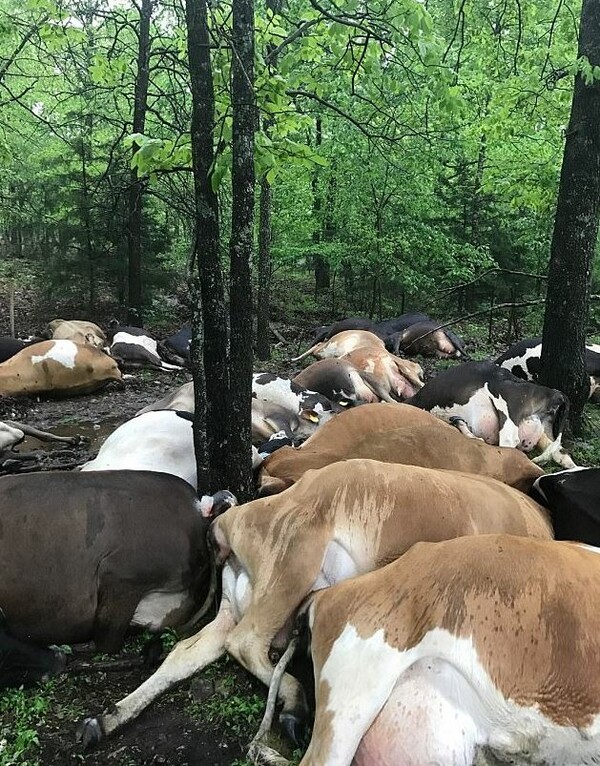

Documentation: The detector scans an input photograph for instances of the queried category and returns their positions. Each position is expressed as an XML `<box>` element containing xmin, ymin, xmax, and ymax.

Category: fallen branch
<box><xmin>438</xmin><ymin>268</ymin><xmax>547</xmax><ymax>296</ymax></box>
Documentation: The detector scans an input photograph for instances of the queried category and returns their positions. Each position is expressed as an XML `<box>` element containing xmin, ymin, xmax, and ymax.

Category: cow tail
<box><xmin>290</xmin><ymin>342</ymin><xmax>323</xmax><ymax>363</ymax></box>
<box><xmin>178</xmin><ymin>528</ymin><xmax>219</xmax><ymax>637</ymax></box>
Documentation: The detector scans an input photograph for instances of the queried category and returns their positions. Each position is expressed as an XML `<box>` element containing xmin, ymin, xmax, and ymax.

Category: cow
<box><xmin>374</xmin><ymin>312</ymin><xmax>430</xmax><ymax>337</ymax></box>
<box><xmin>387</xmin><ymin>319</ymin><xmax>466</xmax><ymax>358</ymax></box>
<box><xmin>293</xmin><ymin>359</ymin><xmax>383</xmax><ymax>404</ymax></box>
<box><xmin>0</xmin><ymin>340</ymin><xmax>122</xmax><ymax>397</ymax></box>
<box><xmin>0</xmin><ymin>337</ymin><xmax>27</xmax><ymax>363</ymax></box>
<box><xmin>496</xmin><ymin>336</ymin><xmax>600</xmax><ymax>401</ymax></box>
<box><xmin>530</xmin><ymin>467</ymin><xmax>600</xmax><ymax>545</ymax></box>
<box><xmin>407</xmin><ymin>361</ymin><xmax>575</xmax><ymax>468</ymax></box>
<box><xmin>159</xmin><ymin>324</ymin><xmax>191</xmax><ymax>368</ymax></box>
<box><xmin>77</xmin><ymin>459</ymin><xmax>552</xmax><ymax>749</ymax></box>
<box><xmin>310</xmin><ymin>317</ymin><xmax>381</xmax><ymax>344</ymax></box>
<box><xmin>301</xmin><ymin>534</ymin><xmax>600</xmax><ymax>766</ymax></box>
<box><xmin>45</xmin><ymin>319</ymin><xmax>107</xmax><ymax>350</ymax></box>
<box><xmin>341</xmin><ymin>348</ymin><xmax>424</xmax><ymax>401</ymax></box>
<box><xmin>0</xmin><ymin>471</ymin><xmax>234</xmax><ymax>688</ymax></box>
<box><xmin>291</xmin><ymin>330</ymin><xmax>385</xmax><ymax>363</ymax></box>
<box><xmin>257</xmin><ymin>402</ymin><xmax>543</xmax><ymax>496</ymax></box>
<box><xmin>80</xmin><ymin>410</ymin><xmax>198</xmax><ymax>488</ymax></box>
<box><xmin>109</xmin><ymin>323</ymin><xmax>182</xmax><ymax>371</ymax></box>
<box><xmin>137</xmin><ymin>377</ymin><xmax>340</xmax><ymax>442</ymax></box>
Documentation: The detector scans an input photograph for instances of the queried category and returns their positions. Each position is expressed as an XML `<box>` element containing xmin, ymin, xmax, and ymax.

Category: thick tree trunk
<box><xmin>539</xmin><ymin>0</ymin><xmax>600</xmax><ymax>434</ymax></box>
<box><xmin>256</xmin><ymin>175</ymin><xmax>272</xmax><ymax>360</ymax></box>
<box><xmin>186</xmin><ymin>0</ymin><xmax>229</xmax><ymax>491</ymax></box>
<box><xmin>127</xmin><ymin>0</ymin><xmax>153</xmax><ymax>323</ymax></box>
<box><xmin>228</xmin><ymin>0</ymin><xmax>255</xmax><ymax>500</ymax></box>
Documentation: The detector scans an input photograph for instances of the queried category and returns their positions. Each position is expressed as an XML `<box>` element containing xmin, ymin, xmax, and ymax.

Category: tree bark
<box><xmin>256</xmin><ymin>175</ymin><xmax>272</xmax><ymax>360</ymax></box>
<box><xmin>228</xmin><ymin>0</ymin><xmax>255</xmax><ymax>500</ymax></box>
<box><xmin>127</xmin><ymin>0</ymin><xmax>153</xmax><ymax>323</ymax></box>
<box><xmin>185</xmin><ymin>0</ymin><xmax>229</xmax><ymax>491</ymax></box>
<box><xmin>539</xmin><ymin>0</ymin><xmax>600</xmax><ymax>434</ymax></box>
<box><xmin>312</xmin><ymin>117</ymin><xmax>330</xmax><ymax>292</ymax></box>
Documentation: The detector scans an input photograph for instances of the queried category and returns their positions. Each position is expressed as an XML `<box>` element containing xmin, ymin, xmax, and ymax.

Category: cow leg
<box><xmin>533</xmin><ymin>432</ymin><xmax>577</xmax><ymax>469</ymax></box>
<box><xmin>93</xmin><ymin>582</ymin><xmax>150</xmax><ymax>654</ymax></box>
<box><xmin>78</xmin><ymin>596</ymin><xmax>235</xmax><ymax>747</ymax></box>
<box><xmin>448</xmin><ymin>416</ymin><xmax>484</xmax><ymax>440</ymax></box>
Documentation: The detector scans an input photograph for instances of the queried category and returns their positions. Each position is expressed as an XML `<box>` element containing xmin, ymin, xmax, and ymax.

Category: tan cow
<box><xmin>45</xmin><ymin>319</ymin><xmax>107</xmax><ymax>350</ymax></box>
<box><xmin>78</xmin><ymin>459</ymin><xmax>552</xmax><ymax>749</ymax></box>
<box><xmin>0</xmin><ymin>340</ymin><xmax>122</xmax><ymax>397</ymax></box>
<box><xmin>291</xmin><ymin>330</ymin><xmax>385</xmax><ymax>363</ymax></box>
<box><xmin>302</xmin><ymin>534</ymin><xmax>600</xmax><ymax>766</ymax></box>
<box><xmin>341</xmin><ymin>347</ymin><xmax>424</xmax><ymax>400</ymax></box>
<box><xmin>258</xmin><ymin>402</ymin><xmax>543</xmax><ymax>496</ymax></box>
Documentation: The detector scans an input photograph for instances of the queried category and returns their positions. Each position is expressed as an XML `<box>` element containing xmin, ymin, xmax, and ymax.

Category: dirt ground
<box><xmin>0</xmin><ymin>370</ymin><xmax>276</xmax><ymax>766</ymax></box>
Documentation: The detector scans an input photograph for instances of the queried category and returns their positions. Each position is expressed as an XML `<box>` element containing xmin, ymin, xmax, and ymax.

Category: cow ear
<box><xmin>301</xmin><ymin>410</ymin><xmax>319</xmax><ymax>423</ymax></box>
<box><xmin>85</xmin><ymin>333</ymin><xmax>95</xmax><ymax>344</ymax></box>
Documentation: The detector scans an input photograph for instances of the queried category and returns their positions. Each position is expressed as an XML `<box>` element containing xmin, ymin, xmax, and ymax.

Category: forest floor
<box><xmin>2</xmin><ymin>303</ymin><xmax>600</xmax><ymax>766</ymax></box>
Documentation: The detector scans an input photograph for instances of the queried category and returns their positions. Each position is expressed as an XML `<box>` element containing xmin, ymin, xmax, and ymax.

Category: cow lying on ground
<box><xmin>387</xmin><ymin>319</ymin><xmax>466</xmax><ymax>358</ymax></box>
<box><xmin>0</xmin><ymin>471</ymin><xmax>231</xmax><ymax>687</ymax></box>
<box><xmin>293</xmin><ymin>359</ymin><xmax>382</xmax><ymax>404</ymax></box>
<box><xmin>302</xmin><ymin>534</ymin><xmax>600</xmax><ymax>766</ymax></box>
<box><xmin>45</xmin><ymin>319</ymin><xmax>107</xmax><ymax>350</ymax></box>
<box><xmin>0</xmin><ymin>340</ymin><xmax>122</xmax><ymax>397</ymax></box>
<box><xmin>407</xmin><ymin>361</ymin><xmax>575</xmax><ymax>468</ymax></box>
<box><xmin>0</xmin><ymin>612</ymin><xmax>67</xmax><ymax>690</ymax></box>
<box><xmin>341</xmin><ymin>348</ymin><xmax>423</xmax><ymax>400</ymax></box>
<box><xmin>257</xmin><ymin>402</ymin><xmax>543</xmax><ymax>496</ymax></box>
<box><xmin>159</xmin><ymin>325</ymin><xmax>191</xmax><ymax>368</ymax></box>
<box><xmin>78</xmin><ymin>459</ymin><xmax>551</xmax><ymax>748</ymax></box>
<box><xmin>292</xmin><ymin>330</ymin><xmax>385</xmax><ymax>363</ymax></box>
<box><xmin>109</xmin><ymin>323</ymin><xmax>182</xmax><ymax>371</ymax></box>
<box><xmin>138</xmin><ymin>377</ymin><xmax>341</xmax><ymax>443</ymax></box>
<box><xmin>0</xmin><ymin>422</ymin><xmax>24</xmax><ymax>452</ymax></box>
<box><xmin>530</xmin><ymin>467</ymin><xmax>600</xmax><ymax>545</ymax></box>
<box><xmin>496</xmin><ymin>336</ymin><xmax>600</xmax><ymax>401</ymax></box>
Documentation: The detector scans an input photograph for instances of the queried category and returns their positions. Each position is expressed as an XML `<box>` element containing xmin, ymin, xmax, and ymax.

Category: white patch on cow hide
<box><xmin>317</xmin><ymin>624</ymin><xmax>600</xmax><ymax>766</ymax></box>
<box><xmin>112</xmin><ymin>332</ymin><xmax>158</xmax><ymax>355</ymax></box>
<box><xmin>487</xmin><ymin>389</ymin><xmax>520</xmax><ymax>448</ymax></box>
<box><xmin>430</xmin><ymin>385</ymin><xmax>499</xmax><ymax>444</ymax></box>
<box><xmin>498</xmin><ymin>343</ymin><xmax>542</xmax><ymax>379</ymax></box>
<box><xmin>131</xmin><ymin>590</ymin><xmax>192</xmax><ymax>630</ymax></box>
<box><xmin>31</xmin><ymin>339</ymin><xmax>78</xmax><ymax>369</ymax></box>
<box><xmin>587</xmin><ymin>343</ymin><xmax>600</xmax><ymax>355</ymax></box>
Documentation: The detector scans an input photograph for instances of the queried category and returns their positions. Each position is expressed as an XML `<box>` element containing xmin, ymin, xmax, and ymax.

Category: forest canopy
<box><xmin>0</xmin><ymin>0</ymin><xmax>587</xmax><ymax>320</ymax></box>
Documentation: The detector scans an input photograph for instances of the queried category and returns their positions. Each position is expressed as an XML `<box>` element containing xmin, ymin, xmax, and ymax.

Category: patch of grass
<box><xmin>0</xmin><ymin>675</ymin><xmax>85</xmax><ymax>766</ymax></box>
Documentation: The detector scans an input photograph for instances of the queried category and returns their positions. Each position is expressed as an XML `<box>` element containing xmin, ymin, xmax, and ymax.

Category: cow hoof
<box><xmin>279</xmin><ymin>711</ymin><xmax>308</xmax><ymax>748</ymax></box>
<box><xmin>76</xmin><ymin>717</ymin><xmax>104</xmax><ymax>749</ymax></box>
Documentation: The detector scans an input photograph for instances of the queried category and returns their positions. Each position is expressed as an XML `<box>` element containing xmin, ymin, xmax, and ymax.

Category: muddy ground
<box><xmin>0</xmin><ymin>369</ymin><xmax>287</xmax><ymax>766</ymax></box>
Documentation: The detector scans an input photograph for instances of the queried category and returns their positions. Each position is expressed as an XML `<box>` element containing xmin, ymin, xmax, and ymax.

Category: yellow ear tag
<box><xmin>339</xmin><ymin>400</ymin><xmax>349</xmax><ymax>406</ymax></box>
<box><xmin>309</xmin><ymin>413</ymin><xmax>319</xmax><ymax>423</ymax></box>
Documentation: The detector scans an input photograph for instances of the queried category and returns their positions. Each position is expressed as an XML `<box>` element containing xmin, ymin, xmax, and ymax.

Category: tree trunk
<box><xmin>127</xmin><ymin>0</ymin><xmax>153</xmax><ymax>323</ymax></box>
<box><xmin>256</xmin><ymin>175</ymin><xmax>271</xmax><ymax>360</ymax></box>
<box><xmin>185</xmin><ymin>0</ymin><xmax>229</xmax><ymax>491</ymax></box>
<box><xmin>312</xmin><ymin>117</ymin><xmax>330</xmax><ymax>292</ymax></box>
<box><xmin>539</xmin><ymin>0</ymin><xmax>600</xmax><ymax>434</ymax></box>
<box><xmin>228</xmin><ymin>0</ymin><xmax>255</xmax><ymax>500</ymax></box>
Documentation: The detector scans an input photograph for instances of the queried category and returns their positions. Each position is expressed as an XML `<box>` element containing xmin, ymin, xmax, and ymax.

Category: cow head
<box><xmin>0</xmin><ymin>422</ymin><xmax>25</xmax><ymax>453</ymax></box>
<box><xmin>199</xmin><ymin>490</ymin><xmax>238</xmax><ymax>519</ymax></box>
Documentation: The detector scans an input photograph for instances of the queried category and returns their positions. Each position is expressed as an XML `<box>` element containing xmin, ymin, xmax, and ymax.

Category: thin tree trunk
<box><xmin>127</xmin><ymin>0</ymin><xmax>153</xmax><ymax>323</ymax></box>
<box><xmin>228</xmin><ymin>0</ymin><xmax>255</xmax><ymax>500</ymax></box>
<box><xmin>185</xmin><ymin>0</ymin><xmax>229</xmax><ymax>491</ymax></box>
<box><xmin>539</xmin><ymin>0</ymin><xmax>600</xmax><ymax>434</ymax></box>
<box><xmin>256</xmin><ymin>175</ymin><xmax>272</xmax><ymax>360</ymax></box>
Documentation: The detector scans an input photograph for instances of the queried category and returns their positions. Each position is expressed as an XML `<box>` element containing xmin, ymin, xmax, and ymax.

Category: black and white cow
<box><xmin>109</xmin><ymin>323</ymin><xmax>182</xmax><ymax>371</ymax></box>
<box><xmin>407</xmin><ymin>361</ymin><xmax>575</xmax><ymax>468</ymax></box>
<box><xmin>252</xmin><ymin>373</ymin><xmax>342</xmax><ymax>439</ymax></box>
<box><xmin>496</xmin><ymin>336</ymin><xmax>600</xmax><ymax>401</ymax></box>
<box><xmin>159</xmin><ymin>325</ymin><xmax>192</xmax><ymax>368</ymax></box>
<box><xmin>530</xmin><ymin>467</ymin><xmax>600</xmax><ymax>545</ymax></box>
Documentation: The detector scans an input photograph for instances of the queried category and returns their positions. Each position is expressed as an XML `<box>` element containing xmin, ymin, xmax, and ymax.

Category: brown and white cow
<box><xmin>291</xmin><ymin>330</ymin><xmax>385</xmax><ymax>363</ymax></box>
<box><xmin>302</xmin><ymin>534</ymin><xmax>600</xmax><ymax>766</ymax></box>
<box><xmin>0</xmin><ymin>340</ymin><xmax>122</xmax><ymax>397</ymax></box>
<box><xmin>408</xmin><ymin>361</ymin><xmax>575</xmax><ymax>469</ymax></box>
<box><xmin>293</xmin><ymin>358</ymin><xmax>382</xmax><ymax>404</ymax></box>
<box><xmin>257</xmin><ymin>402</ymin><xmax>543</xmax><ymax>496</ymax></box>
<box><xmin>45</xmin><ymin>319</ymin><xmax>107</xmax><ymax>350</ymax></box>
<box><xmin>78</xmin><ymin>459</ymin><xmax>551</xmax><ymax>748</ymax></box>
<box><xmin>341</xmin><ymin>348</ymin><xmax>424</xmax><ymax>401</ymax></box>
